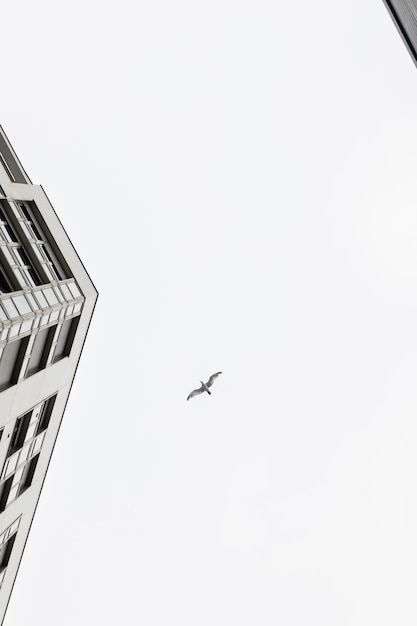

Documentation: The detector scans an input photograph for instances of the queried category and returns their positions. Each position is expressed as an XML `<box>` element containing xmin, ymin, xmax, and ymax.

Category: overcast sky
<box><xmin>3</xmin><ymin>1</ymin><xmax>417</xmax><ymax>624</ymax></box>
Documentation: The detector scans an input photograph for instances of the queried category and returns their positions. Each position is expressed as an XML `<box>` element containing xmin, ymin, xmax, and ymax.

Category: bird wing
<box><xmin>206</xmin><ymin>371</ymin><xmax>222</xmax><ymax>388</ymax></box>
<box><xmin>187</xmin><ymin>385</ymin><xmax>205</xmax><ymax>401</ymax></box>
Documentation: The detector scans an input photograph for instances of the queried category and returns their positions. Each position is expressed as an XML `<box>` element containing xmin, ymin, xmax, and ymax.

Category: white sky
<box><xmin>3</xmin><ymin>1</ymin><xmax>417</xmax><ymax>624</ymax></box>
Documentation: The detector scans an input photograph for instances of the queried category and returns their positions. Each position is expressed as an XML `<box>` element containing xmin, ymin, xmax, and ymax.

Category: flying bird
<box><xmin>187</xmin><ymin>372</ymin><xmax>222</xmax><ymax>401</ymax></box>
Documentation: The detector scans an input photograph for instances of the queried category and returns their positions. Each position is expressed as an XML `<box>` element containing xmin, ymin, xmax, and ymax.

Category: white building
<box><xmin>0</xmin><ymin>126</ymin><xmax>97</xmax><ymax>624</ymax></box>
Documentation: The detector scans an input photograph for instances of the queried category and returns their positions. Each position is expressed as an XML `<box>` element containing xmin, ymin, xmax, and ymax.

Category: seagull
<box><xmin>187</xmin><ymin>372</ymin><xmax>222</xmax><ymax>401</ymax></box>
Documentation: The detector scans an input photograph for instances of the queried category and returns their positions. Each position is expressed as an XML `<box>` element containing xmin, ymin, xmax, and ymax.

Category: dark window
<box><xmin>9</xmin><ymin>413</ymin><xmax>31</xmax><ymax>454</ymax></box>
<box><xmin>0</xmin><ymin>478</ymin><xmax>13</xmax><ymax>513</ymax></box>
<box><xmin>0</xmin><ymin>267</ymin><xmax>12</xmax><ymax>293</ymax></box>
<box><xmin>13</xmin><ymin>247</ymin><xmax>42</xmax><ymax>286</ymax></box>
<box><xmin>37</xmin><ymin>396</ymin><xmax>56</xmax><ymax>434</ymax></box>
<box><xmin>19</xmin><ymin>202</ymin><xmax>69</xmax><ymax>279</ymax></box>
<box><xmin>0</xmin><ymin>203</ymin><xmax>17</xmax><ymax>241</ymax></box>
<box><xmin>18</xmin><ymin>203</ymin><xmax>42</xmax><ymax>241</ymax></box>
<box><xmin>3</xmin><ymin>223</ymin><xmax>15</xmax><ymax>241</ymax></box>
<box><xmin>18</xmin><ymin>203</ymin><xmax>31</xmax><ymax>222</ymax></box>
<box><xmin>0</xmin><ymin>533</ymin><xmax>16</xmax><ymax>571</ymax></box>
<box><xmin>0</xmin><ymin>202</ymin><xmax>44</xmax><ymax>286</ymax></box>
<box><xmin>27</xmin><ymin>327</ymin><xmax>55</xmax><ymax>376</ymax></box>
<box><xmin>0</xmin><ymin>185</ymin><xmax>5</xmax><ymax>197</ymax></box>
<box><xmin>0</xmin><ymin>250</ymin><xmax>19</xmax><ymax>293</ymax></box>
<box><xmin>19</xmin><ymin>454</ymin><xmax>39</xmax><ymax>493</ymax></box>
<box><xmin>53</xmin><ymin>318</ymin><xmax>79</xmax><ymax>362</ymax></box>
<box><xmin>15</xmin><ymin>246</ymin><xmax>31</xmax><ymax>266</ymax></box>
<box><xmin>0</xmin><ymin>337</ymin><xmax>28</xmax><ymax>390</ymax></box>
<box><xmin>26</xmin><ymin>266</ymin><xmax>42</xmax><ymax>286</ymax></box>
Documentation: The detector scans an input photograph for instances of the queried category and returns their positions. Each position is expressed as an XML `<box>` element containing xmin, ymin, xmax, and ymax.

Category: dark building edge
<box><xmin>382</xmin><ymin>0</ymin><xmax>417</xmax><ymax>67</ymax></box>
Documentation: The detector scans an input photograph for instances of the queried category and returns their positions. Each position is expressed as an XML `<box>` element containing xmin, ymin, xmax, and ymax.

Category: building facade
<box><xmin>0</xmin><ymin>127</ymin><xmax>97</xmax><ymax>623</ymax></box>
<box><xmin>383</xmin><ymin>0</ymin><xmax>417</xmax><ymax>66</ymax></box>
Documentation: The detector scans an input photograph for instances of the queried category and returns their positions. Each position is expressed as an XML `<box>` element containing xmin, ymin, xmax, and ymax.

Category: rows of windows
<box><xmin>0</xmin><ymin>199</ymin><xmax>69</xmax><ymax>293</ymax></box>
<box><xmin>0</xmin><ymin>517</ymin><xmax>21</xmax><ymax>588</ymax></box>
<box><xmin>12</xmin><ymin>201</ymin><xmax>68</xmax><ymax>282</ymax></box>
<box><xmin>0</xmin><ymin>398</ymin><xmax>55</xmax><ymax>514</ymax></box>
<box><xmin>0</xmin><ymin>280</ymin><xmax>83</xmax><ymax>345</ymax></box>
<box><xmin>0</xmin><ymin>317</ymin><xmax>79</xmax><ymax>391</ymax></box>
<box><xmin>0</xmin><ymin>203</ymin><xmax>42</xmax><ymax>290</ymax></box>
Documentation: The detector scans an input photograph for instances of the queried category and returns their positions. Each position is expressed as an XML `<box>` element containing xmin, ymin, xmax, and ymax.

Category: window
<box><xmin>53</xmin><ymin>317</ymin><xmax>79</xmax><ymax>362</ymax></box>
<box><xmin>0</xmin><ymin>478</ymin><xmax>13</xmax><ymax>513</ymax></box>
<box><xmin>0</xmin><ymin>533</ymin><xmax>16</xmax><ymax>572</ymax></box>
<box><xmin>9</xmin><ymin>413</ymin><xmax>31</xmax><ymax>454</ymax></box>
<box><xmin>37</xmin><ymin>396</ymin><xmax>55</xmax><ymax>433</ymax></box>
<box><xmin>0</xmin><ymin>201</ymin><xmax>43</xmax><ymax>288</ymax></box>
<box><xmin>17</xmin><ymin>202</ymin><xmax>69</xmax><ymax>280</ymax></box>
<box><xmin>27</xmin><ymin>326</ymin><xmax>55</xmax><ymax>376</ymax></box>
<box><xmin>0</xmin><ymin>337</ymin><xmax>28</xmax><ymax>390</ymax></box>
<box><xmin>0</xmin><ymin>394</ymin><xmax>53</xmax><ymax>509</ymax></box>
<box><xmin>14</xmin><ymin>246</ymin><xmax>32</xmax><ymax>267</ymax></box>
<box><xmin>0</xmin><ymin>223</ymin><xmax>16</xmax><ymax>243</ymax></box>
<box><xmin>0</xmin><ymin>517</ymin><xmax>21</xmax><ymax>586</ymax></box>
<box><xmin>19</xmin><ymin>454</ymin><xmax>39</xmax><ymax>493</ymax></box>
<box><xmin>0</xmin><ymin>266</ymin><xmax>12</xmax><ymax>293</ymax></box>
<box><xmin>0</xmin><ymin>322</ymin><xmax>63</xmax><ymax>390</ymax></box>
<box><xmin>4</xmin><ymin>396</ymin><xmax>54</xmax><ymax>467</ymax></box>
<box><xmin>0</xmin><ymin>444</ymin><xmax>44</xmax><ymax>509</ymax></box>
<box><xmin>18</xmin><ymin>203</ymin><xmax>42</xmax><ymax>240</ymax></box>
